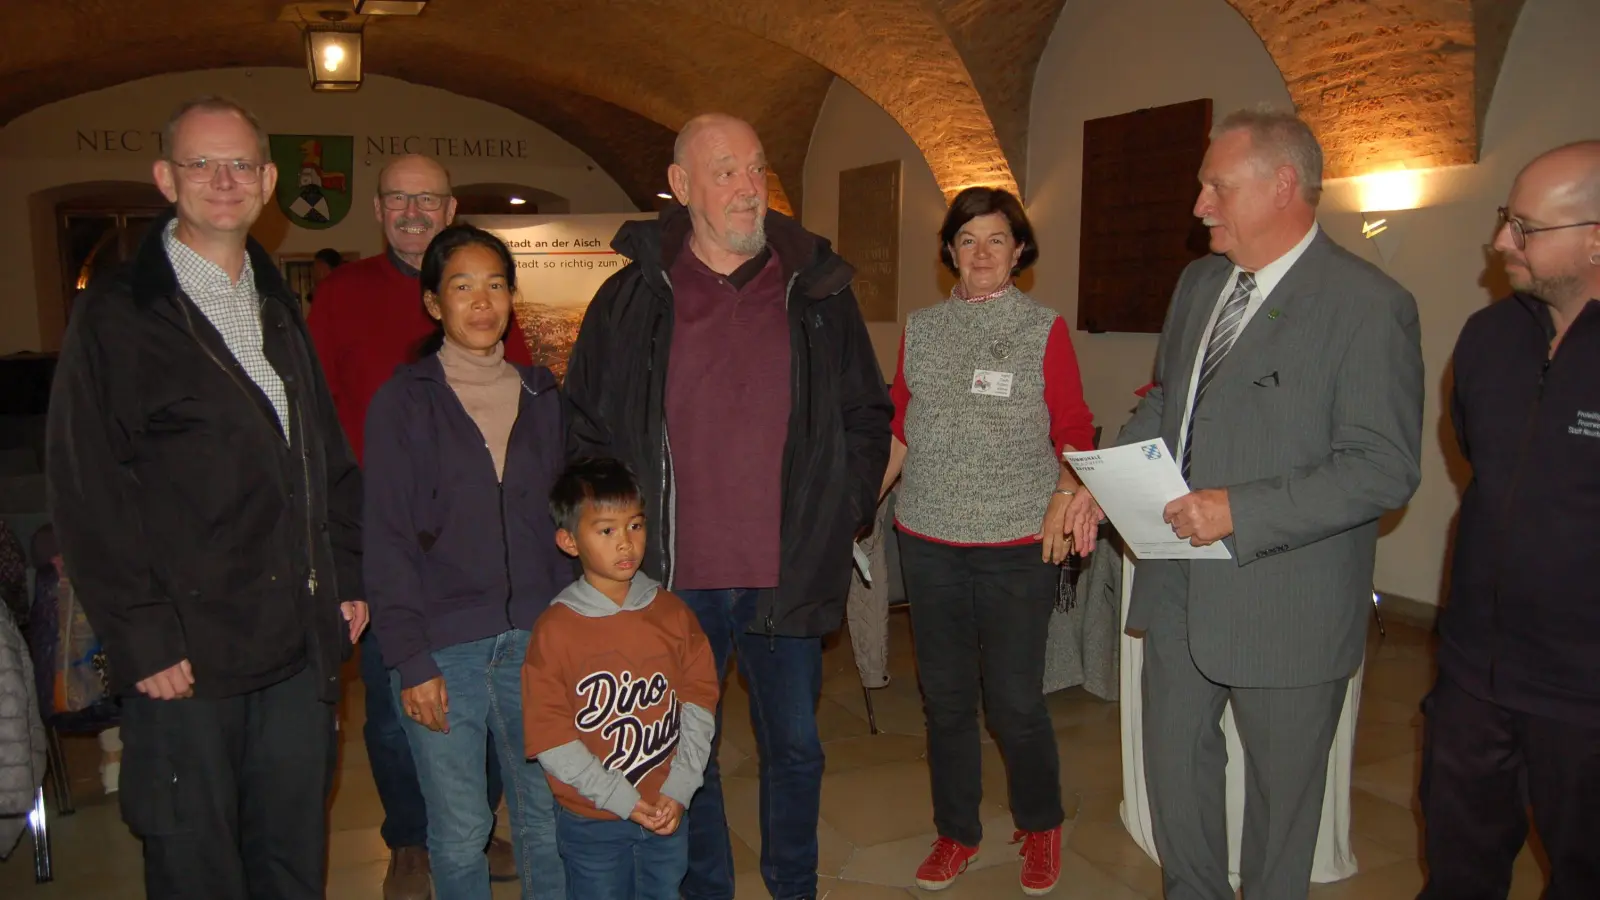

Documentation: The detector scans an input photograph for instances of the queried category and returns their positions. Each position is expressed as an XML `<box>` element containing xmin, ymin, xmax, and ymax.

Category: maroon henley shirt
<box><xmin>664</xmin><ymin>241</ymin><xmax>792</xmax><ymax>590</ymax></box>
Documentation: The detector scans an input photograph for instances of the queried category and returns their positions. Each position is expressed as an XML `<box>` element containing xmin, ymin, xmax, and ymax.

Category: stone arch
<box><xmin>644</xmin><ymin>0</ymin><xmax>1030</xmax><ymax>200</ymax></box>
<box><xmin>1222</xmin><ymin>0</ymin><xmax>1475</xmax><ymax>177</ymax></box>
<box><xmin>453</xmin><ymin>183</ymin><xmax>571</xmax><ymax>216</ymax></box>
<box><xmin>1220</xmin><ymin>0</ymin><xmax>1527</xmax><ymax>177</ymax></box>
<box><xmin>0</xmin><ymin>0</ymin><xmax>1521</xmax><ymax>213</ymax></box>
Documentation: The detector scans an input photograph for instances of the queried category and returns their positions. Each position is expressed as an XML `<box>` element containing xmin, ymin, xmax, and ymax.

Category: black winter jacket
<box><xmin>46</xmin><ymin>211</ymin><xmax>363</xmax><ymax>702</ymax></box>
<box><xmin>1439</xmin><ymin>294</ymin><xmax>1600</xmax><ymax>724</ymax></box>
<box><xmin>564</xmin><ymin>206</ymin><xmax>892</xmax><ymax>638</ymax></box>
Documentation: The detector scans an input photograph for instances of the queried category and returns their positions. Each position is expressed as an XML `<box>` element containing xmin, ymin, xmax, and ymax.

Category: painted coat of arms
<box><xmin>269</xmin><ymin>135</ymin><xmax>353</xmax><ymax>229</ymax></box>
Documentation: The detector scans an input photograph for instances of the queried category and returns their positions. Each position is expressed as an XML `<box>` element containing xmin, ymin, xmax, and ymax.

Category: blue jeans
<box><xmin>555</xmin><ymin>806</ymin><xmax>688</xmax><ymax>900</ymax></box>
<box><xmin>676</xmin><ymin>588</ymin><xmax>825</xmax><ymax>900</ymax></box>
<box><xmin>393</xmin><ymin>631</ymin><xmax>564</xmax><ymax>900</ymax></box>
<box><xmin>360</xmin><ymin>629</ymin><xmax>504</xmax><ymax>849</ymax></box>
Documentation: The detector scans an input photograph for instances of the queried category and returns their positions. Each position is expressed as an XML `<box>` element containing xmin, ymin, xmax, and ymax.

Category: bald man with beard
<box><xmin>1419</xmin><ymin>141</ymin><xmax>1600</xmax><ymax>900</ymax></box>
<box><xmin>565</xmin><ymin>114</ymin><xmax>891</xmax><ymax>900</ymax></box>
<box><xmin>308</xmin><ymin>154</ymin><xmax>530</xmax><ymax>899</ymax></box>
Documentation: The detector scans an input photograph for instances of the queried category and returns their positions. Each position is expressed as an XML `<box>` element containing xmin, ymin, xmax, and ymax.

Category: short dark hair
<box><xmin>938</xmin><ymin>187</ymin><xmax>1038</xmax><ymax>276</ymax></box>
<box><xmin>415</xmin><ymin>224</ymin><xmax>518</xmax><ymax>358</ymax></box>
<box><xmin>549</xmin><ymin>458</ymin><xmax>643</xmax><ymax>534</ymax></box>
<box><xmin>313</xmin><ymin>248</ymin><xmax>343</xmax><ymax>268</ymax></box>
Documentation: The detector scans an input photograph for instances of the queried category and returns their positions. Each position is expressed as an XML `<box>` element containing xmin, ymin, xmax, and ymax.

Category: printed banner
<box><xmin>467</xmin><ymin>213</ymin><xmax>653</xmax><ymax>380</ymax></box>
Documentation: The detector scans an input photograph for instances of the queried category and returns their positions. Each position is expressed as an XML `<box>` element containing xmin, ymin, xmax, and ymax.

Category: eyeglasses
<box><xmin>379</xmin><ymin>191</ymin><xmax>450</xmax><ymax>212</ymax></box>
<box><xmin>169</xmin><ymin>158</ymin><xmax>264</xmax><ymax>184</ymax></box>
<box><xmin>1497</xmin><ymin>207</ymin><xmax>1600</xmax><ymax>251</ymax></box>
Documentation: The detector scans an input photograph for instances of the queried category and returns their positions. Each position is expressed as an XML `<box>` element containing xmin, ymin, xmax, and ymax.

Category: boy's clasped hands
<box><xmin>629</xmin><ymin>796</ymin><xmax>685</xmax><ymax>835</ymax></box>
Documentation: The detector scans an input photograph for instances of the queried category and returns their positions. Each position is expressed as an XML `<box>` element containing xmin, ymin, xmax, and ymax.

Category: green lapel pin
<box><xmin>1267</xmin><ymin>308</ymin><xmax>1282</xmax><ymax>320</ymax></box>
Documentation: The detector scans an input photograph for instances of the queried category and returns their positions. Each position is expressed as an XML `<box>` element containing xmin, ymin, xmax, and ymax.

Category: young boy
<box><xmin>524</xmin><ymin>457</ymin><xmax>720</xmax><ymax>900</ymax></box>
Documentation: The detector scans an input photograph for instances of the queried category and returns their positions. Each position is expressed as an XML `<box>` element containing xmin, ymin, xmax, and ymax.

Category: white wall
<box><xmin>1027</xmin><ymin>0</ymin><xmax>1293</xmax><ymax>433</ymax></box>
<box><xmin>0</xmin><ymin>68</ymin><xmax>636</xmax><ymax>354</ymax></box>
<box><xmin>801</xmin><ymin>78</ymin><xmax>950</xmax><ymax>376</ymax></box>
<box><xmin>1025</xmin><ymin>0</ymin><xmax>1600</xmax><ymax>603</ymax></box>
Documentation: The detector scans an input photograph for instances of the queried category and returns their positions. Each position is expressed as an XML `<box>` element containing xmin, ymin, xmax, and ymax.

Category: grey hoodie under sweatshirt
<box><xmin>529</xmin><ymin>574</ymin><xmax>718</xmax><ymax>818</ymax></box>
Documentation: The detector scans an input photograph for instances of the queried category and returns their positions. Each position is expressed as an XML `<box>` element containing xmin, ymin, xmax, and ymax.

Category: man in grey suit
<box><xmin>1070</xmin><ymin>108</ymin><xmax>1424</xmax><ymax>899</ymax></box>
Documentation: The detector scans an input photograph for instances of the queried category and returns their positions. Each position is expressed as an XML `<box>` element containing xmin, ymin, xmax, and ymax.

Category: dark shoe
<box><xmin>487</xmin><ymin>835</ymin><xmax>517</xmax><ymax>882</ymax></box>
<box><xmin>384</xmin><ymin>845</ymin><xmax>433</xmax><ymax>900</ymax></box>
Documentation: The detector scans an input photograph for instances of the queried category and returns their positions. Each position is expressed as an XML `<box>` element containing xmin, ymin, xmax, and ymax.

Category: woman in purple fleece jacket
<box><xmin>363</xmin><ymin>225</ymin><xmax>570</xmax><ymax>900</ymax></box>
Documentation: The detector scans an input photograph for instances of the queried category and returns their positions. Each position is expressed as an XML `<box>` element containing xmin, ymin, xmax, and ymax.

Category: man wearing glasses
<box><xmin>307</xmin><ymin>154</ymin><xmax>529</xmax><ymax>899</ymax></box>
<box><xmin>1419</xmin><ymin>141</ymin><xmax>1600</xmax><ymax>900</ymax></box>
<box><xmin>46</xmin><ymin>96</ymin><xmax>367</xmax><ymax>899</ymax></box>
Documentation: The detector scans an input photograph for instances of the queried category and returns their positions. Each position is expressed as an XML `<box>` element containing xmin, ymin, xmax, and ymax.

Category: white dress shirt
<box><xmin>1176</xmin><ymin>222</ymin><xmax>1319</xmax><ymax>462</ymax></box>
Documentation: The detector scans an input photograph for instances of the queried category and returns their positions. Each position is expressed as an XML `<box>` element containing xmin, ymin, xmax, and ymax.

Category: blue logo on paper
<box><xmin>1143</xmin><ymin>444</ymin><xmax>1163</xmax><ymax>461</ymax></box>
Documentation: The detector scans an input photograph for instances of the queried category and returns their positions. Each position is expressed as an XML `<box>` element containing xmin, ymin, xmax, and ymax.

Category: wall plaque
<box><xmin>1078</xmin><ymin>98</ymin><xmax>1213</xmax><ymax>333</ymax></box>
<box><xmin>837</xmin><ymin>160</ymin><xmax>901</xmax><ymax>323</ymax></box>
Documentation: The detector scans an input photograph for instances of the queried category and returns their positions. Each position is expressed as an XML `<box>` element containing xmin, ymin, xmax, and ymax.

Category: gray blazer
<box><xmin>1118</xmin><ymin>231</ymin><xmax>1423</xmax><ymax>688</ymax></box>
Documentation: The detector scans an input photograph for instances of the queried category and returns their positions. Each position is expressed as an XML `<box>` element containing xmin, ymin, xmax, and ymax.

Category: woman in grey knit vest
<box><xmin>879</xmin><ymin>188</ymin><xmax>1096</xmax><ymax>897</ymax></box>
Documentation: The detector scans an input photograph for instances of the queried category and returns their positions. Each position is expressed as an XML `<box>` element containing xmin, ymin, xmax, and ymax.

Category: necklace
<box><xmin>955</xmin><ymin>283</ymin><xmax>1012</xmax><ymax>304</ymax></box>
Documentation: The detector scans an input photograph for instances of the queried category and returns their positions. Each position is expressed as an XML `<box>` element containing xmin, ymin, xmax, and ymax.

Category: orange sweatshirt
<box><xmin>523</xmin><ymin>573</ymin><xmax>720</xmax><ymax>819</ymax></box>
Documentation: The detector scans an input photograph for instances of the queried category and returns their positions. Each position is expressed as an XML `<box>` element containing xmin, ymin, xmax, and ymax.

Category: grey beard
<box><xmin>726</xmin><ymin>215</ymin><xmax>767</xmax><ymax>256</ymax></box>
<box><xmin>1523</xmin><ymin>271</ymin><xmax>1584</xmax><ymax>307</ymax></box>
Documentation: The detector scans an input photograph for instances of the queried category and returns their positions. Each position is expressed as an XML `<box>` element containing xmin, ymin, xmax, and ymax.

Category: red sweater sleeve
<box><xmin>305</xmin><ymin>288</ymin><xmax>341</xmax><ymax>402</ymax></box>
<box><xmin>1043</xmin><ymin>318</ymin><xmax>1096</xmax><ymax>453</ymax></box>
<box><xmin>305</xmin><ymin>284</ymin><xmax>360</xmax><ymax>458</ymax></box>
<box><xmin>505</xmin><ymin>308</ymin><xmax>535</xmax><ymax>366</ymax></box>
<box><xmin>889</xmin><ymin>331</ymin><xmax>910</xmax><ymax>444</ymax></box>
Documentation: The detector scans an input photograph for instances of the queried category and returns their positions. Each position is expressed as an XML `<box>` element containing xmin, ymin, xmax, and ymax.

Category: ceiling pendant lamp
<box><xmin>305</xmin><ymin>11</ymin><xmax>363</xmax><ymax>92</ymax></box>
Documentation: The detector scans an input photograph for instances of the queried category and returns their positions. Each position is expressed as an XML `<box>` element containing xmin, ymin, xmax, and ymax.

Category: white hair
<box><xmin>1216</xmin><ymin>106</ymin><xmax>1324</xmax><ymax>206</ymax></box>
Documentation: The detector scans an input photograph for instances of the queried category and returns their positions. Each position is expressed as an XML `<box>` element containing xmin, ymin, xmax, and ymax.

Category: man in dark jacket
<box><xmin>565</xmin><ymin>113</ymin><xmax>892</xmax><ymax>900</ymax></box>
<box><xmin>45</xmin><ymin>96</ymin><xmax>366</xmax><ymax>900</ymax></box>
<box><xmin>1420</xmin><ymin>141</ymin><xmax>1600</xmax><ymax>900</ymax></box>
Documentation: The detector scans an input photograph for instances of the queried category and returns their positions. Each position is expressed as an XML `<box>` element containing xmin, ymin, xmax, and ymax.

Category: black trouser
<box><xmin>1419</xmin><ymin>674</ymin><xmax>1600</xmax><ymax>900</ymax></box>
<box><xmin>119</xmin><ymin>666</ymin><xmax>335</xmax><ymax>900</ymax></box>
<box><xmin>899</xmin><ymin>531</ymin><xmax>1064</xmax><ymax>846</ymax></box>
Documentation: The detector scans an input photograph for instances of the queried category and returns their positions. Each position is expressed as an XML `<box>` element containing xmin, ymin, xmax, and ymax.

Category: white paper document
<box><xmin>852</xmin><ymin>541</ymin><xmax>873</xmax><ymax>586</ymax></box>
<box><xmin>1063</xmin><ymin>440</ymin><xmax>1232</xmax><ymax>561</ymax></box>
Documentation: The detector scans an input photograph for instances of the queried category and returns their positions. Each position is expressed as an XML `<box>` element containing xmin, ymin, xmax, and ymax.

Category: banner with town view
<box><xmin>467</xmin><ymin>213</ymin><xmax>652</xmax><ymax>380</ymax></box>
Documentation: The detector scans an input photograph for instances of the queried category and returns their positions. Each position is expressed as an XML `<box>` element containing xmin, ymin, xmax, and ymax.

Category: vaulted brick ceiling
<box><xmin>1</xmin><ymin>0</ymin><xmax>1527</xmax><ymax>210</ymax></box>
<box><xmin>1223</xmin><ymin>0</ymin><xmax>1527</xmax><ymax>178</ymax></box>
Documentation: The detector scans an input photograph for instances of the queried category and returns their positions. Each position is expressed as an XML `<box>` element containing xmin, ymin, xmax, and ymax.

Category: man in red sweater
<box><xmin>310</xmin><ymin>155</ymin><xmax>533</xmax><ymax>460</ymax></box>
<box><xmin>308</xmin><ymin>154</ymin><xmax>530</xmax><ymax>899</ymax></box>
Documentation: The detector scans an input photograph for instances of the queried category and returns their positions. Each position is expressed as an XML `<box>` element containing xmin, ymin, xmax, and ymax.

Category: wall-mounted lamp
<box><xmin>354</xmin><ymin>0</ymin><xmax>428</xmax><ymax>13</ymax></box>
<box><xmin>1360</xmin><ymin>212</ymin><xmax>1406</xmax><ymax>264</ymax></box>
<box><xmin>508</xmin><ymin>196</ymin><xmax>527</xmax><ymax>206</ymax></box>
<box><xmin>305</xmin><ymin>12</ymin><xmax>363</xmax><ymax>92</ymax></box>
<box><xmin>1356</xmin><ymin>169</ymin><xmax>1425</xmax><ymax>265</ymax></box>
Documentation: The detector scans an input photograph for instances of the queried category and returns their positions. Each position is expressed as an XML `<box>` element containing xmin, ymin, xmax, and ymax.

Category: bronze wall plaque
<box><xmin>838</xmin><ymin>160</ymin><xmax>902</xmax><ymax>323</ymax></box>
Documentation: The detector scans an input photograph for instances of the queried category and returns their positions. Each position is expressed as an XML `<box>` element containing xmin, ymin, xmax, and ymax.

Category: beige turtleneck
<box><xmin>438</xmin><ymin>336</ymin><xmax>522</xmax><ymax>480</ymax></box>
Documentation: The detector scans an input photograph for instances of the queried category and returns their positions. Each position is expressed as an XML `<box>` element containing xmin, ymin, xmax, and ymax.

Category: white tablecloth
<box><xmin>1116</xmin><ymin>553</ymin><xmax>1362</xmax><ymax>887</ymax></box>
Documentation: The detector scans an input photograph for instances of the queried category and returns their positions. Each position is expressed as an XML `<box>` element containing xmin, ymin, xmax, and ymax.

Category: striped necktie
<box><xmin>1182</xmin><ymin>271</ymin><xmax>1256</xmax><ymax>481</ymax></box>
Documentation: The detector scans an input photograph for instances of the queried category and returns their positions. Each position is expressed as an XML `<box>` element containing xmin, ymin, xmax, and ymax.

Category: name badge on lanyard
<box><xmin>971</xmin><ymin>369</ymin><xmax>1014</xmax><ymax>398</ymax></box>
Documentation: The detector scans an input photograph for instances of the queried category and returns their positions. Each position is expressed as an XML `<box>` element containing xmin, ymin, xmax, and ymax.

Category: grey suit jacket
<box><xmin>1118</xmin><ymin>231</ymin><xmax>1423</xmax><ymax>688</ymax></box>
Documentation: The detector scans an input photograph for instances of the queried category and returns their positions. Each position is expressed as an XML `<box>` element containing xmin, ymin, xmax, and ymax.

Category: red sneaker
<box><xmin>914</xmin><ymin>836</ymin><xmax>980</xmax><ymax>891</ymax></box>
<box><xmin>1015</xmin><ymin>826</ymin><xmax>1061</xmax><ymax>896</ymax></box>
